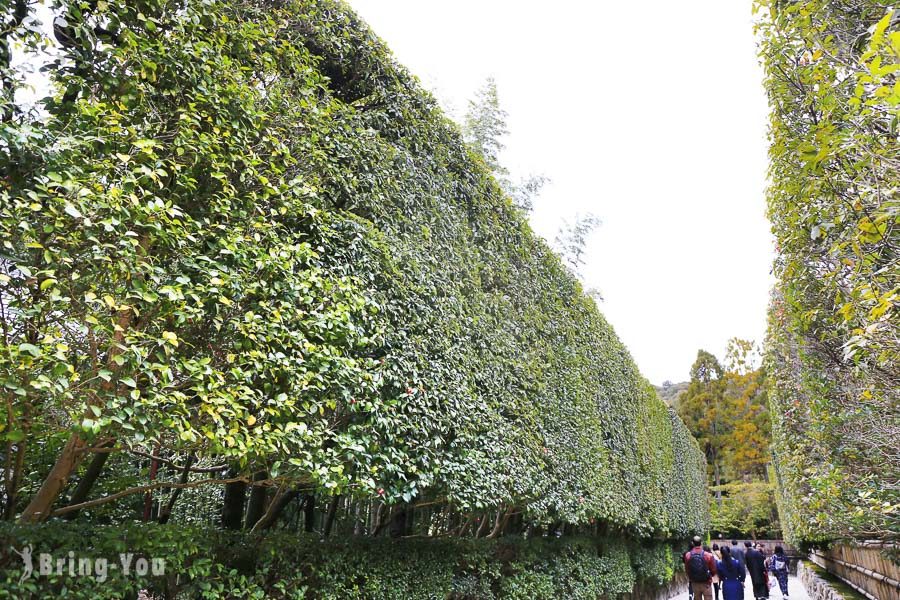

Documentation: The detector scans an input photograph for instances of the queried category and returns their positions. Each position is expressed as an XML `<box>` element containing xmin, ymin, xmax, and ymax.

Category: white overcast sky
<box><xmin>351</xmin><ymin>0</ymin><xmax>774</xmax><ymax>384</ymax></box>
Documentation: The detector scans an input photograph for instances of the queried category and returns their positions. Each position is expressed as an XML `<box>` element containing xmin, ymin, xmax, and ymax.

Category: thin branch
<box><xmin>50</xmin><ymin>476</ymin><xmax>250</xmax><ymax>517</ymax></box>
<box><xmin>126</xmin><ymin>449</ymin><xmax>228</xmax><ymax>473</ymax></box>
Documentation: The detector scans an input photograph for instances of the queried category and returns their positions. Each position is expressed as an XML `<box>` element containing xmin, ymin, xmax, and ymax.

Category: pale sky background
<box><xmin>350</xmin><ymin>0</ymin><xmax>774</xmax><ymax>385</ymax></box>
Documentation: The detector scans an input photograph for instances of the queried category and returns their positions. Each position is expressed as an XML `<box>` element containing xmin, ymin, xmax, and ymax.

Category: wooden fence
<box><xmin>808</xmin><ymin>540</ymin><xmax>900</xmax><ymax>600</ymax></box>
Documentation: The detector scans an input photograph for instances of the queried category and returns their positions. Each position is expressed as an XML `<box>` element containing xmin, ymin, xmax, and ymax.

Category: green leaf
<box><xmin>5</xmin><ymin>430</ymin><xmax>26</xmax><ymax>443</ymax></box>
<box><xmin>18</xmin><ymin>343</ymin><xmax>41</xmax><ymax>357</ymax></box>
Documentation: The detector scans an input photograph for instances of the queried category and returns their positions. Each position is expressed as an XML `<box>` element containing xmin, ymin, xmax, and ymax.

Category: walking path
<box><xmin>672</xmin><ymin>574</ymin><xmax>810</xmax><ymax>600</ymax></box>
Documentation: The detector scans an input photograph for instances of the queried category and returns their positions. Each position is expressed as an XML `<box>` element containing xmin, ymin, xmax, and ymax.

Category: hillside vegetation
<box><xmin>655</xmin><ymin>381</ymin><xmax>689</xmax><ymax>407</ymax></box>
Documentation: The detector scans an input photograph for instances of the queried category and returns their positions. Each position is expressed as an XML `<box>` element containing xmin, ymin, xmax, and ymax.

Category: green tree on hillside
<box><xmin>723</xmin><ymin>369</ymin><xmax>770</xmax><ymax>481</ymax></box>
<box><xmin>656</xmin><ymin>381</ymin><xmax>689</xmax><ymax>407</ymax></box>
<box><xmin>678</xmin><ymin>350</ymin><xmax>727</xmax><ymax>503</ymax></box>
<box><xmin>678</xmin><ymin>341</ymin><xmax>777</xmax><ymax>536</ymax></box>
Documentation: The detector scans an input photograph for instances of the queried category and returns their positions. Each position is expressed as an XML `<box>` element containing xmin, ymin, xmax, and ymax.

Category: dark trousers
<box><xmin>751</xmin><ymin>577</ymin><xmax>769</xmax><ymax>599</ymax></box>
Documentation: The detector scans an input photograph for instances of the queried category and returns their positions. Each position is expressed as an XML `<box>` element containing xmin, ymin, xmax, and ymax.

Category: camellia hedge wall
<box><xmin>0</xmin><ymin>0</ymin><xmax>707</xmax><ymax>546</ymax></box>
<box><xmin>757</xmin><ymin>0</ymin><xmax>898</xmax><ymax>544</ymax></box>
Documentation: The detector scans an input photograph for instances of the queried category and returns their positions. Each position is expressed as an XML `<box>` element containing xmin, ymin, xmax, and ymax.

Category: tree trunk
<box><xmin>158</xmin><ymin>454</ymin><xmax>194</xmax><ymax>524</ymax></box>
<box><xmin>389</xmin><ymin>503</ymin><xmax>408</xmax><ymax>538</ymax></box>
<box><xmin>373</xmin><ymin>503</ymin><xmax>392</xmax><ymax>537</ymax></box>
<box><xmin>221</xmin><ymin>471</ymin><xmax>247</xmax><ymax>530</ymax></box>
<box><xmin>303</xmin><ymin>493</ymin><xmax>317</xmax><ymax>533</ymax></box>
<box><xmin>487</xmin><ymin>507</ymin><xmax>512</xmax><ymax>538</ymax></box>
<box><xmin>243</xmin><ymin>471</ymin><xmax>268</xmax><ymax>529</ymax></box>
<box><xmin>475</xmin><ymin>512</ymin><xmax>491</xmax><ymax>538</ymax></box>
<box><xmin>18</xmin><ymin>275</ymin><xmax>146</xmax><ymax>524</ymax></box>
<box><xmin>18</xmin><ymin>435</ymin><xmax>88</xmax><ymax>522</ymax></box>
<box><xmin>322</xmin><ymin>495</ymin><xmax>341</xmax><ymax>538</ymax></box>
<box><xmin>712</xmin><ymin>447</ymin><xmax>722</xmax><ymax>507</ymax></box>
<box><xmin>353</xmin><ymin>500</ymin><xmax>364</xmax><ymax>535</ymax></box>
<box><xmin>143</xmin><ymin>445</ymin><xmax>160</xmax><ymax>521</ymax></box>
<box><xmin>62</xmin><ymin>442</ymin><xmax>114</xmax><ymax>520</ymax></box>
<box><xmin>457</xmin><ymin>514</ymin><xmax>476</xmax><ymax>537</ymax></box>
<box><xmin>250</xmin><ymin>486</ymin><xmax>299</xmax><ymax>532</ymax></box>
<box><xmin>506</xmin><ymin>511</ymin><xmax>523</xmax><ymax>536</ymax></box>
<box><xmin>2</xmin><ymin>441</ymin><xmax>26</xmax><ymax>520</ymax></box>
<box><xmin>447</xmin><ymin>509</ymin><xmax>459</xmax><ymax>536</ymax></box>
<box><xmin>369</xmin><ymin>501</ymin><xmax>384</xmax><ymax>536</ymax></box>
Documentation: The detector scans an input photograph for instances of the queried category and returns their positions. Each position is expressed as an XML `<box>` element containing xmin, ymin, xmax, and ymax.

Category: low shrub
<box><xmin>0</xmin><ymin>523</ymin><xmax>680</xmax><ymax>599</ymax></box>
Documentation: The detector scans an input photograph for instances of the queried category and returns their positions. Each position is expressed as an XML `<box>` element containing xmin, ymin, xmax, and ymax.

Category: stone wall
<box><xmin>809</xmin><ymin>541</ymin><xmax>899</xmax><ymax>600</ymax></box>
<box><xmin>799</xmin><ymin>561</ymin><xmax>853</xmax><ymax>600</ymax></box>
<box><xmin>658</xmin><ymin>572</ymin><xmax>691</xmax><ymax>600</ymax></box>
<box><xmin>635</xmin><ymin>572</ymin><xmax>690</xmax><ymax>600</ymax></box>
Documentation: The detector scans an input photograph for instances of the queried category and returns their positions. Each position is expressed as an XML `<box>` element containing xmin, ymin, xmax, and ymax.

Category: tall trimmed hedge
<box><xmin>757</xmin><ymin>0</ymin><xmax>899</xmax><ymax>543</ymax></box>
<box><xmin>0</xmin><ymin>0</ymin><xmax>706</xmax><ymax>537</ymax></box>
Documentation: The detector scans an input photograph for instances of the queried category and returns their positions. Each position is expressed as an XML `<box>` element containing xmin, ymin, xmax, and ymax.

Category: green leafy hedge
<box><xmin>0</xmin><ymin>523</ymin><xmax>678</xmax><ymax>599</ymax></box>
<box><xmin>757</xmin><ymin>0</ymin><xmax>899</xmax><ymax>544</ymax></box>
<box><xmin>1</xmin><ymin>0</ymin><xmax>706</xmax><ymax>536</ymax></box>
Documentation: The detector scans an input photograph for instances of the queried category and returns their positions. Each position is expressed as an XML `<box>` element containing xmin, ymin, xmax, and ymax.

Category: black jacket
<box><xmin>731</xmin><ymin>545</ymin><xmax>747</xmax><ymax>578</ymax></box>
<box><xmin>745</xmin><ymin>548</ymin><xmax>767</xmax><ymax>582</ymax></box>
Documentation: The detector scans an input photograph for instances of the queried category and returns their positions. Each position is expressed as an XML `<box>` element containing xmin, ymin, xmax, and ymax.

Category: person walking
<box><xmin>758</xmin><ymin>544</ymin><xmax>773</xmax><ymax>594</ymax></box>
<box><xmin>745</xmin><ymin>542</ymin><xmax>769</xmax><ymax>599</ymax></box>
<box><xmin>684</xmin><ymin>536</ymin><xmax>718</xmax><ymax>600</ymax></box>
<box><xmin>731</xmin><ymin>540</ymin><xmax>746</xmax><ymax>580</ymax></box>
<box><xmin>711</xmin><ymin>544</ymin><xmax>722</xmax><ymax>600</ymax></box>
<box><xmin>682</xmin><ymin>543</ymin><xmax>694</xmax><ymax>600</ymax></box>
<box><xmin>768</xmin><ymin>545</ymin><xmax>790</xmax><ymax>598</ymax></box>
<box><xmin>685</xmin><ymin>543</ymin><xmax>697</xmax><ymax>599</ymax></box>
<box><xmin>716</xmin><ymin>545</ymin><xmax>746</xmax><ymax>600</ymax></box>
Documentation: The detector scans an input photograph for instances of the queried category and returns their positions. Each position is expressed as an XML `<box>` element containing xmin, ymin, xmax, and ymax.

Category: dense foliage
<box><xmin>0</xmin><ymin>522</ymin><xmax>680</xmax><ymax>599</ymax></box>
<box><xmin>0</xmin><ymin>0</ymin><xmax>706</xmax><ymax>558</ymax></box>
<box><xmin>709</xmin><ymin>481</ymin><xmax>781</xmax><ymax>540</ymax></box>
<box><xmin>757</xmin><ymin>0</ymin><xmax>899</xmax><ymax>543</ymax></box>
